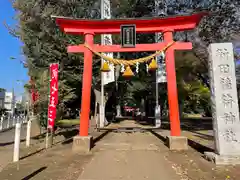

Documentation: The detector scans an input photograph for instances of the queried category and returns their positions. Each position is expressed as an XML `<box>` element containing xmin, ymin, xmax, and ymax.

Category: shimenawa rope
<box><xmin>84</xmin><ymin>41</ymin><xmax>175</xmax><ymax>66</ymax></box>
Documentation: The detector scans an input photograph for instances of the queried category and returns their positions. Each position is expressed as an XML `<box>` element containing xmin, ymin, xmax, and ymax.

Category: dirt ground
<box><xmin>0</xmin><ymin>130</ymin><xmax>240</xmax><ymax>180</ymax></box>
<box><xmin>154</xmin><ymin>130</ymin><xmax>240</xmax><ymax>180</ymax></box>
<box><xmin>0</xmin><ymin>127</ymin><xmax>70</xmax><ymax>172</ymax></box>
<box><xmin>164</xmin><ymin>147</ymin><xmax>240</xmax><ymax>180</ymax></box>
<box><xmin>0</xmin><ymin>142</ymin><xmax>92</xmax><ymax>180</ymax></box>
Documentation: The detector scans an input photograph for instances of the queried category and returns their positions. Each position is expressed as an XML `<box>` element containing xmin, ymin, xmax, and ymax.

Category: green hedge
<box><xmin>56</xmin><ymin>119</ymin><xmax>79</xmax><ymax>127</ymax></box>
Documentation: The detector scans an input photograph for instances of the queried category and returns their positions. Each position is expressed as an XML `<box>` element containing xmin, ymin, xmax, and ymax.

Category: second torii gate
<box><xmin>53</xmin><ymin>12</ymin><xmax>207</xmax><ymax>152</ymax></box>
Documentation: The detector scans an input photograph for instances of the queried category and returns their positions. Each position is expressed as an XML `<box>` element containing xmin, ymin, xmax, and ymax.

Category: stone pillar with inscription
<box><xmin>204</xmin><ymin>43</ymin><xmax>240</xmax><ymax>165</ymax></box>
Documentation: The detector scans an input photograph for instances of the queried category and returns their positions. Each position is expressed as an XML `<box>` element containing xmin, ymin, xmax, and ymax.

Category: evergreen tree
<box><xmin>11</xmin><ymin>0</ymin><xmax>99</xmax><ymax>126</ymax></box>
<box><xmin>8</xmin><ymin>0</ymin><xmax>240</xmax><ymax>123</ymax></box>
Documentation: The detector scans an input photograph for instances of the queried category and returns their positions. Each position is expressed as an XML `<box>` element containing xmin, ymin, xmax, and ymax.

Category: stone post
<box><xmin>205</xmin><ymin>43</ymin><xmax>240</xmax><ymax>165</ymax></box>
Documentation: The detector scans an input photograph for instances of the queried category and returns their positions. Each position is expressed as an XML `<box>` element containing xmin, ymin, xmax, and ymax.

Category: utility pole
<box><xmin>115</xmin><ymin>53</ymin><xmax>122</xmax><ymax>117</ymax></box>
<box><xmin>154</xmin><ymin>0</ymin><xmax>167</xmax><ymax>128</ymax></box>
<box><xmin>100</xmin><ymin>0</ymin><xmax>114</xmax><ymax>127</ymax></box>
<box><xmin>100</xmin><ymin>0</ymin><xmax>106</xmax><ymax>128</ymax></box>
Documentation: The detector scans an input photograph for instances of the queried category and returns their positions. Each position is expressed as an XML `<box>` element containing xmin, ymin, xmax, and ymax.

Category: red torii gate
<box><xmin>53</xmin><ymin>12</ymin><xmax>207</xmax><ymax>150</ymax></box>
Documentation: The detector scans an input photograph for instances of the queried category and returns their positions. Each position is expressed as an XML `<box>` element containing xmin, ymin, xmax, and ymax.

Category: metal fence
<box><xmin>0</xmin><ymin>115</ymin><xmax>28</xmax><ymax>132</ymax></box>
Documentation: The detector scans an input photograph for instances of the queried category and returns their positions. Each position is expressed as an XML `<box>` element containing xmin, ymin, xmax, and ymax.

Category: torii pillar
<box><xmin>53</xmin><ymin>12</ymin><xmax>207</xmax><ymax>152</ymax></box>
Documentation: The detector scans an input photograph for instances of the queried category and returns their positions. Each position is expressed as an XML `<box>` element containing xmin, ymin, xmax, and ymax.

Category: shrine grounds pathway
<box><xmin>78</xmin><ymin>132</ymin><xmax>181</xmax><ymax>180</ymax></box>
<box><xmin>77</xmin><ymin>131</ymin><xmax>239</xmax><ymax>180</ymax></box>
<box><xmin>0</xmin><ymin>127</ymin><xmax>240</xmax><ymax>180</ymax></box>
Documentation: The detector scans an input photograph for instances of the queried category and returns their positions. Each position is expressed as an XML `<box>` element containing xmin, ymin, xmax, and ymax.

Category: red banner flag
<box><xmin>48</xmin><ymin>63</ymin><xmax>59</xmax><ymax>129</ymax></box>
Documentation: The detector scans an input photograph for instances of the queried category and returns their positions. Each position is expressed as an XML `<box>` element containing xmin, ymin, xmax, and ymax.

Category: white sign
<box><xmin>155</xmin><ymin>105</ymin><xmax>161</xmax><ymax>128</ymax></box>
<box><xmin>156</xmin><ymin>53</ymin><xmax>167</xmax><ymax>83</ymax></box>
<box><xmin>101</xmin><ymin>0</ymin><xmax>111</xmax><ymax>19</ymax></box>
<box><xmin>155</xmin><ymin>17</ymin><xmax>166</xmax><ymax>83</ymax></box>
<box><xmin>101</xmin><ymin>0</ymin><xmax>114</xmax><ymax>85</ymax></box>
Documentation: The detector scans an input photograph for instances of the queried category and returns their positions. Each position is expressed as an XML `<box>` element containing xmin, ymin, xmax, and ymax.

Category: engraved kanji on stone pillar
<box><xmin>208</xmin><ymin>43</ymin><xmax>240</xmax><ymax>156</ymax></box>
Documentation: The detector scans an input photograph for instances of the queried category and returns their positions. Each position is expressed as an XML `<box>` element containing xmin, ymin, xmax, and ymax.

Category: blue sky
<box><xmin>0</xmin><ymin>1</ymin><xmax>28</xmax><ymax>97</ymax></box>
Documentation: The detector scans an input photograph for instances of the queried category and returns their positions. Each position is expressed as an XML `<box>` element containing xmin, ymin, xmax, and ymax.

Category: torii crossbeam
<box><xmin>53</xmin><ymin>12</ymin><xmax>207</xmax><ymax>149</ymax></box>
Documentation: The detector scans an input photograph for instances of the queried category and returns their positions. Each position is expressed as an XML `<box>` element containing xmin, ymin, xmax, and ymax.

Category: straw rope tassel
<box><xmin>101</xmin><ymin>61</ymin><xmax>110</xmax><ymax>72</ymax></box>
<box><xmin>123</xmin><ymin>66</ymin><xmax>134</xmax><ymax>77</ymax></box>
<box><xmin>148</xmin><ymin>58</ymin><xmax>158</xmax><ymax>71</ymax></box>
